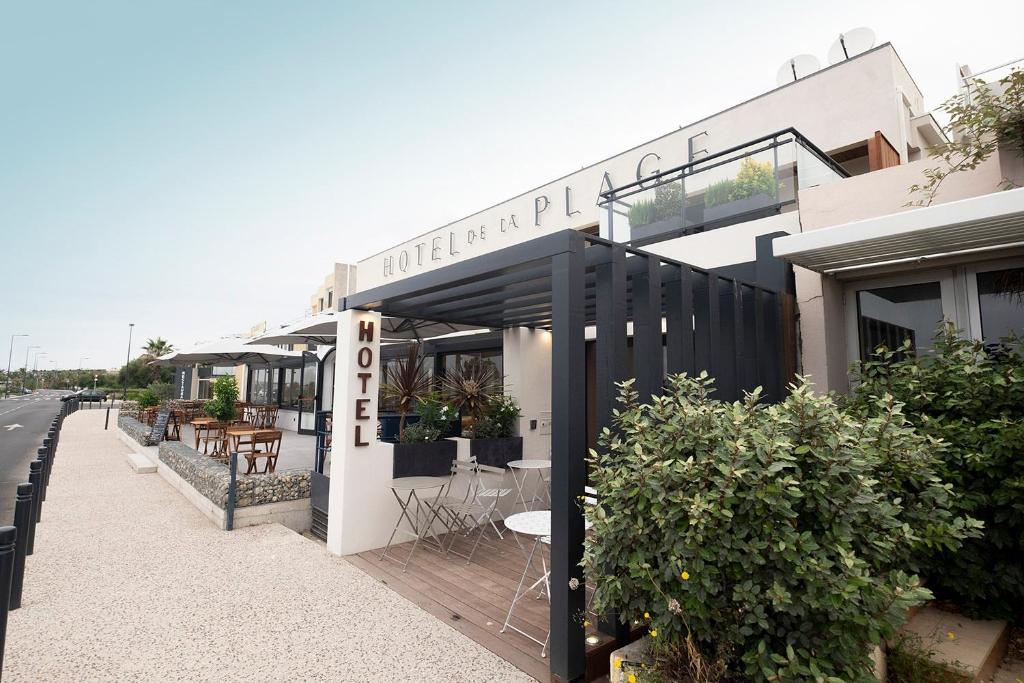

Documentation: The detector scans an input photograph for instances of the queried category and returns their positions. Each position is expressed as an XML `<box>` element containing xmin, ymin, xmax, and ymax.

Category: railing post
<box><xmin>26</xmin><ymin>461</ymin><xmax>42</xmax><ymax>555</ymax></box>
<box><xmin>10</xmin><ymin>484</ymin><xmax>33</xmax><ymax>610</ymax></box>
<box><xmin>0</xmin><ymin>526</ymin><xmax>17</xmax><ymax>674</ymax></box>
<box><xmin>226</xmin><ymin>452</ymin><xmax>238</xmax><ymax>531</ymax></box>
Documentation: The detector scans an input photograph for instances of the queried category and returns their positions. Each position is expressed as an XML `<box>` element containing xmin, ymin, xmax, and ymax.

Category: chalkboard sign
<box><xmin>148</xmin><ymin>410</ymin><xmax>171</xmax><ymax>445</ymax></box>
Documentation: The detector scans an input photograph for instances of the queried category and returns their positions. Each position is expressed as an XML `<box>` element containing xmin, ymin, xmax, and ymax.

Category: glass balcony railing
<box><xmin>598</xmin><ymin>128</ymin><xmax>849</xmax><ymax>246</ymax></box>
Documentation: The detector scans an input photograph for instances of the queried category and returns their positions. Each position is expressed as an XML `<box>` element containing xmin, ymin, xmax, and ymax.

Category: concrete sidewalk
<box><xmin>5</xmin><ymin>410</ymin><xmax>532</xmax><ymax>682</ymax></box>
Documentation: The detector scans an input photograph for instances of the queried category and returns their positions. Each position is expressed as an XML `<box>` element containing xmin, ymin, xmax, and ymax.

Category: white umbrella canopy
<box><xmin>151</xmin><ymin>339</ymin><xmax>303</xmax><ymax>367</ymax></box>
<box><xmin>248</xmin><ymin>311</ymin><xmax>485</xmax><ymax>346</ymax></box>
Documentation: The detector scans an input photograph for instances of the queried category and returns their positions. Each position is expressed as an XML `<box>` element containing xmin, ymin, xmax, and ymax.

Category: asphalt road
<box><xmin>0</xmin><ymin>390</ymin><xmax>72</xmax><ymax>524</ymax></box>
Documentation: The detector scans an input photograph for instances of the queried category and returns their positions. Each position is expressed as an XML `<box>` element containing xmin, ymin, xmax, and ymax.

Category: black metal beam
<box><xmin>632</xmin><ymin>256</ymin><xmax>663</xmax><ymax>402</ymax></box>
<box><xmin>665</xmin><ymin>265</ymin><xmax>695</xmax><ymax>376</ymax></box>
<box><xmin>550</xmin><ymin>232</ymin><xmax>587</xmax><ymax>682</ymax></box>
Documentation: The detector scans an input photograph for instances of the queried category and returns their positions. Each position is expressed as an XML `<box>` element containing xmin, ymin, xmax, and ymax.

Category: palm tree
<box><xmin>381</xmin><ymin>344</ymin><xmax>433</xmax><ymax>440</ymax></box>
<box><xmin>142</xmin><ymin>338</ymin><xmax>174</xmax><ymax>359</ymax></box>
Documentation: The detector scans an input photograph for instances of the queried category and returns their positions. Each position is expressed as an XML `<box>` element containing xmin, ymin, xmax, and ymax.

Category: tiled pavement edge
<box><xmin>5</xmin><ymin>410</ymin><xmax>533</xmax><ymax>682</ymax></box>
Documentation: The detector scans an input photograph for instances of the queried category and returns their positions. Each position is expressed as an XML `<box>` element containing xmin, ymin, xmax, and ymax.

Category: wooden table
<box><xmin>191</xmin><ymin>417</ymin><xmax>218</xmax><ymax>450</ymax></box>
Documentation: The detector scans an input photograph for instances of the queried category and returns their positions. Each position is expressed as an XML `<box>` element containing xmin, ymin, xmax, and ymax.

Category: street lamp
<box><xmin>33</xmin><ymin>352</ymin><xmax>47</xmax><ymax>390</ymax></box>
<box><xmin>78</xmin><ymin>356</ymin><xmax>91</xmax><ymax>391</ymax></box>
<box><xmin>123</xmin><ymin>323</ymin><xmax>135</xmax><ymax>401</ymax></box>
<box><xmin>22</xmin><ymin>345</ymin><xmax>39</xmax><ymax>394</ymax></box>
<box><xmin>5</xmin><ymin>333</ymin><xmax>28</xmax><ymax>399</ymax></box>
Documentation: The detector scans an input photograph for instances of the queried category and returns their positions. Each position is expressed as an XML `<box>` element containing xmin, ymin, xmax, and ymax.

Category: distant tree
<box><xmin>142</xmin><ymin>338</ymin><xmax>174</xmax><ymax>359</ymax></box>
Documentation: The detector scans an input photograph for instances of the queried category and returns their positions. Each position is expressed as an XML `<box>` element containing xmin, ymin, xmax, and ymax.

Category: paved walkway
<box><xmin>5</xmin><ymin>410</ymin><xmax>533</xmax><ymax>682</ymax></box>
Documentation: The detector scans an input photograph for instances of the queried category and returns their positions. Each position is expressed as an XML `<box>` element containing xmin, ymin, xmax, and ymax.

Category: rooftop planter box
<box><xmin>704</xmin><ymin>191</ymin><xmax>777</xmax><ymax>225</ymax></box>
<box><xmin>392</xmin><ymin>439</ymin><xmax>457</xmax><ymax>478</ymax></box>
<box><xmin>469</xmin><ymin>436</ymin><xmax>522</xmax><ymax>469</ymax></box>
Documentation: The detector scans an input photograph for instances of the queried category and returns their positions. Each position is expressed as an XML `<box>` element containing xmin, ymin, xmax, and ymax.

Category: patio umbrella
<box><xmin>151</xmin><ymin>339</ymin><xmax>303</xmax><ymax>367</ymax></box>
<box><xmin>248</xmin><ymin>310</ymin><xmax>484</xmax><ymax>346</ymax></box>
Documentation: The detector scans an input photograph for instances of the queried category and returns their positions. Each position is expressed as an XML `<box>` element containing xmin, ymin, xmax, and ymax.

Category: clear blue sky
<box><xmin>2</xmin><ymin>0</ymin><xmax>1022</xmax><ymax>369</ymax></box>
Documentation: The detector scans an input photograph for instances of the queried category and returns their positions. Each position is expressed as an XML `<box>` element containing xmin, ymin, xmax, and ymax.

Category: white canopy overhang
<box><xmin>773</xmin><ymin>187</ymin><xmax>1024</xmax><ymax>275</ymax></box>
<box><xmin>151</xmin><ymin>340</ymin><xmax>303</xmax><ymax>367</ymax></box>
<box><xmin>249</xmin><ymin>310</ymin><xmax>485</xmax><ymax>346</ymax></box>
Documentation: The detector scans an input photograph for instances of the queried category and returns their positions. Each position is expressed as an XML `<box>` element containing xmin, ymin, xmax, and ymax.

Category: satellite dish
<box><xmin>828</xmin><ymin>27</ymin><xmax>876</xmax><ymax>64</ymax></box>
<box><xmin>775</xmin><ymin>54</ymin><xmax>821</xmax><ymax>86</ymax></box>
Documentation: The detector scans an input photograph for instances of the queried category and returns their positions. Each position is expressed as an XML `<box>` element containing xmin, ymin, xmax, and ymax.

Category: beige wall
<box><xmin>310</xmin><ymin>263</ymin><xmax>357</xmax><ymax>314</ymax></box>
<box><xmin>358</xmin><ymin>44</ymin><xmax>924</xmax><ymax>291</ymax></box>
<box><xmin>792</xmin><ymin>149</ymin><xmax>1024</xmax><ymax>392</ymax></box>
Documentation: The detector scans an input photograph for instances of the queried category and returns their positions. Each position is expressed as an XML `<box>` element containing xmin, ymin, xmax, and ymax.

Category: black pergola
<box><xmin>344</xmin><ymin>229</ymin><xmax>796</xmax><ymax>681</ymax></box>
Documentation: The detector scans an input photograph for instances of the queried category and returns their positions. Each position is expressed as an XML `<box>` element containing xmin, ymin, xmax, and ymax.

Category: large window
<box><xmin>856</xmin><ymin>282</ymin><xmax>944</xmax><ymax>360</ymax></box>
<box><xmin>439</xmin><ymin>349</ymin><xmax>503</xmax><ymax>386</ymax></box>
<box><xmin>279</xmin><ymin>367</ymin><xmax>302</xmax><ymax>409</ymax></box>
<box><xmin>249</xmin><ymin>367</ymin><xmax>274</xmax><ymax>404</ymax></box>
<box><xmin>976</xmin><ymin>266</ymin><xmax>1024</xmax><ymax>346</ymax></box>
<box><xmin>197</xmin><ymin>366</ymin><xmax>235</xmax><ymax>399</ymax></box>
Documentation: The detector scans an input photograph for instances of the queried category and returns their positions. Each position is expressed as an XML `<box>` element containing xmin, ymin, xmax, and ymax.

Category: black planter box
<box><xmin>704</xmin><ymin>192</ymin><xmax>776</xmax><ymax>226</ymax></box>
<box><xmin>470</xmin><ymin>437</ymin><xmax>523</xmax><ymax>469</ymax></box>
<box><xmin>392</xmin><ymin>440</ymin><xmax>457</xmax><ymax>478</ymax></box>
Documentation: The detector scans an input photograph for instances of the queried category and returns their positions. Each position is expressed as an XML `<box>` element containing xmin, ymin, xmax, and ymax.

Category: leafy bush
<box><xmin>732</xmin><ymin>158</ymin><xmax>776</xmax><ymax>200</ymax></box>
<box><xmin>472</xmin><ymin>394</ymin><xmax>521</xmax><ymax>439</ymax></box>
<box><xmin>203</xmin><ymin>375</ymin><xmax>239</xmax><ymax>422</ymax></box>
<box><xmin>848</xmin><ymin>325</ymin><xmax>1024</xmax><ymax>618</ymax></box>
<box><xmin>137</xmin><ymin>388</ymin><xmax>159</xmax><ymax>409</ymax></box>
<box><xmin>584</xmin><ymin>374</ymin><xmax>975</xmax><ymax>682</ymax></box>
<box><xmin>628</xmin><ymin>199</ymin><xmax>659</xmax><ymax>227</ymax></box>
<box><xmin>148</xmin><ymin>382</ymin><xmax>174</xmax><ymax>404</ymax></box>
<box><xmin>401</xmin><ymin>393</ymin><xmax>456</xmax><ymax>444</ymax></box>
<box><xmin>704</xmin><ymin>178</ymin><xmax>735</xmax><ymax>209</ymax></box>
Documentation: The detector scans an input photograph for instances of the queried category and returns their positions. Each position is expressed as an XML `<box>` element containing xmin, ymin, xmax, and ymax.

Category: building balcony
<box><xmin>599</xmin><ymin>128</ymin><xmax>849</xmax><ymax>247</ymax></box>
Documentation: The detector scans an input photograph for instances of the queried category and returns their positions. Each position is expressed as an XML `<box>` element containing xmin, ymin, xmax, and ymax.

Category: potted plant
<box><xmin>468</xmin><ymin>394</ymin><xmax>522</xmax><ymax>468</ymax></box>
<box><xmin>381</xmin><ymin>343</ymin><xmax>433</xmax><ymax>441</ymax></box>
<box><xmin>703</xmin><ymin>157</ymin><xmax>778</xmax><ymax>224</ymax></box>
<box><xmin>392</xmin><ymin>393</ymin><xmax>458</xmax><ymax>477</ymax></box>
<box><xmin>203</xmin><ymin>375</ymin><xmax>238</xmax><ymax>423</ymax></box>
<box><xmin>627</xmin><ymin>182</ymin><xmax>689</xmax><ymax>241</ymax></box>
<box><xmin>440</xmin><ymin>357</ymin><xmax>501</xmax><ymax>436</ymax></box>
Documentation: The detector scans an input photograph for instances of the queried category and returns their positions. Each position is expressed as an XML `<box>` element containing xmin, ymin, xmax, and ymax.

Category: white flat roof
<box><xmin>773</xmin><ymin>187</ymin><xmax>1024</xmax><ymax>273</ymax></box>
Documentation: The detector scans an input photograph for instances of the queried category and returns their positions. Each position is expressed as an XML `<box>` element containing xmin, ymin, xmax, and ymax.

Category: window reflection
<box><xmin>856</xmin><ymin>282</ymin><xmax>944</xmax><ymax>360</ymax></box>
<box><xmin>978</xmin><ymin>267</ymin><xmax>1024</xmax><ymax>347</ymax></box>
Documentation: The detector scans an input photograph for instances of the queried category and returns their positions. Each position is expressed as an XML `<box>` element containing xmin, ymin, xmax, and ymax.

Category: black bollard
<box><xmin>26</xmin><ymin>461</ymin><xmax>42</xmax><ymax>555</ymax></box>
<box><xmin>43</xmin><ymin>437</ymin><xmax>54</xmax><ymax>486</ymax></box>
<box><xmin>10</xmin><ymin>484</ymin><xmax>33</xmax><ymax>610</ymax></box>
<box><xmin>0</xmin><ymin>526</ymin><xmax>17</xmax><ymax>674</ymax></box>
<box><xmin>36</xmin><ymin>448</ymin><xmax>48</xmax><ymax>503</ymax></box>
<box><xmin>104</xmin><ymin>406</ymin><xmax>110</xmax><ymax>430</ymax></box>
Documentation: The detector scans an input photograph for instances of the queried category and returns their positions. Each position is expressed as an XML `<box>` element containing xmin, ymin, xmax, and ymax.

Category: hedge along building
<box><xmin>324</xmin><ymin>43</ymin><xmax>1024</xmax><ymax>681</ymax></box>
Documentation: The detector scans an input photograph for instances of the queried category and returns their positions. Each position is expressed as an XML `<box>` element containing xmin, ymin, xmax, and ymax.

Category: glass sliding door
<box><xmin>298</xmin><ymin>351</ymin><xmax>318</xmax><ymax>434</ymax></box>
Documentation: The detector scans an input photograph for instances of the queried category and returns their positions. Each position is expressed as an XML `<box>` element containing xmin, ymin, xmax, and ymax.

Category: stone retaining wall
<box><xmin>157</xmin><ymin>441</ymin><xmax>310</xmax><ymax>509</ymax></box>
<box><xmin>118</xmin><ymin>415</ymin><xmax>154</xmax><ymax>446</ymax></box>
<box><xmin>119</xmin><ymin>400</ymin><xmax>141</xmax><ymax>421</ymax></box>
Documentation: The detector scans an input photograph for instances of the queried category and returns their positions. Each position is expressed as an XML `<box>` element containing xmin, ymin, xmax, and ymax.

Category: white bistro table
<box><xmin>507</xmin><ymin>459</ymin><xmax>551</xmax><ymax>511</ymax></box>
<box><xmin>501</xmin><ymin>510</ymin><xmax>553</xmax><ymax>656</ymax></box>
<box><xmin>380</xmin><ymin>476</ymin><xmax>449</xmax><ymax>571</ymax></box>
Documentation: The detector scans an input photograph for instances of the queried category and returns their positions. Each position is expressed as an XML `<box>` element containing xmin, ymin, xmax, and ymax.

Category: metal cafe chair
<box><xmin>443</xmin><ymin>461</ymin><xmax>513</xmax><ymax>564</ymax></box>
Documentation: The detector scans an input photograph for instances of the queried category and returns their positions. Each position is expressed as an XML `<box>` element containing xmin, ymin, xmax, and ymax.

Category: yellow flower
<box><xmin>583</xmin><ymin>620</ymin><xmax>590</xmax><ymax>628</ymax></box>
<box><xmin>947</xmin><ymin>631</ymin><xmax>956</xmax><ymax>640</ymax></box>
<box><xmin>613</xmin><ymin>657</ymin><xmax>622</xmax><ymax>670</ymax></box>
<box><xmin>643</xmin><ymin>612</ymin><xmax>650</xmax><ymax>619</ymax></box>
<box><xmin>627</xmin><ymin>674</ymin><xmax>637</xmax><ymax>683</ymax></box>
<box><xmin>681</xmin><ymin>571</ymin><xmax>690</xmax><ymax>581</ymax></box>
<box><xmin>649</xmin><ymin>628</ymin><xmax>658</xmax><ymax>638</ymax></box>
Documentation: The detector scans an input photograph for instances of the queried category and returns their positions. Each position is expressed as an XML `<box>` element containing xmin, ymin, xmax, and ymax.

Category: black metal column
<box><xmin>665</xmin><ymin>265</ymin><xmax>695</xmax><ymax>376</ymax></box>
<box><xmin>550</xmin><ymin>233</ymin><xmax>587</xmax><ymax>682</ymax></box>
<box><xmin>632</xmin><ymin>256</ymin><xmax>663</xmax><ymax>402</ymax></box>
<box><xmin>593</xmin><ymin>243</ymin><xmax>630</xmax><ymax>644</ymax></box>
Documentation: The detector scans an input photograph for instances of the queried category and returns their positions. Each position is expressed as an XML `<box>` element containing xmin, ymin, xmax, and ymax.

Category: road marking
<box><xmin>3</xmin><ymin>424</ymin><xmax>23</xmax><ymax>431</ymax></box>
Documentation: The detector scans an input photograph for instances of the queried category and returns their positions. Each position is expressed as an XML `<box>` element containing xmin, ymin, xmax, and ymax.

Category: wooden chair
<box><xmin>263</xmin><ymin>406</ymin><xmax>279</xmax><ymax>428</ymax></box>
<box><xmin>199</xmin><ymin>423</ymin><xmax>228</xmax><ymax>460</ymax></box>
<box><xmin>245</xmin><ymin>430</ymin><xmax>282</xmax><ymax>474</ymax></box>
<box><xmin>164</xmin><ymin>411</ymin><xmax>183</xmax><ymax>442</ymax></box>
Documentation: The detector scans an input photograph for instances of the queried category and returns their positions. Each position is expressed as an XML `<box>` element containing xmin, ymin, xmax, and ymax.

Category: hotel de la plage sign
<box><xmin>362</xmin><ymin>133</ymin><xmax>693</xmax><ymax>290</ymax></box>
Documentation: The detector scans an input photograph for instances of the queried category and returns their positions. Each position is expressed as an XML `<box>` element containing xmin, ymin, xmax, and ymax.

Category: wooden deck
<box><xmin>346</xmin><ymin>525</ymin><xmax>619</xmax><ymax>682</ymax></box>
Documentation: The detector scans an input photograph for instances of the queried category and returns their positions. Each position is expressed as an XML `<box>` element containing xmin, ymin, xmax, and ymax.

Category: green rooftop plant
<box><xmin>848</xmin><ymin>324</ymin><xmax>1023</xmax><ymax>618</ymax></box>
<box><xmin>203</xmin><ymin>375</ymin><xmax>238</xmax><ymax>422</ymax></box>
<box><xmin>732</xmin><ymin>157</ymin><xmax>776</xmax><ymax>200</ymax></box>
<box><xmin>628</xmin><ymin>198</ymin><xmax>659</xmax><ymax>227</ymax></box>
<box><xmin>628</xmin><ymin>183</ymin><xmax>684</xmax><ymax>227</ymax></box>
<box><xmin>584</xmin><ymin>373</ymin><xmax>976</xmax><ymax>682</ymax></box>
<box><xmin>704</xmin><ymin>178</ymin><xmax>736</xmax><ymax>209</ymax></box>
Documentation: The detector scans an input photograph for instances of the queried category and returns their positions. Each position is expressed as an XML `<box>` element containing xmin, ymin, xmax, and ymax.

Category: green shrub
<box><xmin>848</xmin><ymin>325</ymin><xmax>1024</xmax><ymax>618</ymax></box>
<box><xmin>629</xmin><ymin>199</ymin><xmax>659</xmax><ymax>227</ymax></box>
<box><xmin>203</xmin><ymin>375</ymin><xmax>239</xmax><ymax>422</ymax></box>
<box><xmin>584</xmin><ymin>374</ymin><xmax>975</xmax><ymax>682</ymax></box>
<box><xmin>137</xmin><ymin>388</ymin><xmax>159</xmax><ymax>409</ymax></box>
<box><xmin>704</xmin><ymin>178</ymin><xmax>736</xmax><ymax>208</ymax></box>
<box><xmin>148</xmin><ymin>382</ymin><xmax>174</xmax><ymax>404</ymax></box>
<box><xmin>401</xmin><ymin>392</ymin><xmax>456</xmax><ymax>444</ymax></box>
<box><xmin>472</xmin><ymin>394</ymin><xmax>521</xmax><ymax>439</ymax></box>
<box><xmin>732</xmin><ymin>157</ymin><xmax>776</xmax><ymax>200</ymax></box>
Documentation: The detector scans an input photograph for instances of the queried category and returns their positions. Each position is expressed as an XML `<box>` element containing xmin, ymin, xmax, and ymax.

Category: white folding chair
<box><xmin>445</xmin><ymin>462</ymin><xmax>513</xmax><ymax>564</ymax></box>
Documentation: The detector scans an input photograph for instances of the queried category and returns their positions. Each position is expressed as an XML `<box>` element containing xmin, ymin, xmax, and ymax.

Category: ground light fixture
<box><xmin>4</xmin><ymin>333</ymin><xmax>28</xmax><ymax>398</ymax></box>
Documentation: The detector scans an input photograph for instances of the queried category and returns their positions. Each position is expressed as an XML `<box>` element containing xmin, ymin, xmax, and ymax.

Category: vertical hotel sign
<box><xmin>353</xmin><ymin>319</ymin><xmax>374</xmax><ymax>447</ymax></box>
